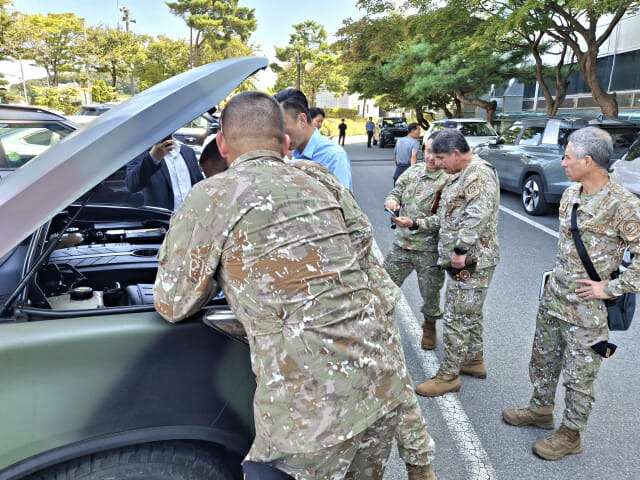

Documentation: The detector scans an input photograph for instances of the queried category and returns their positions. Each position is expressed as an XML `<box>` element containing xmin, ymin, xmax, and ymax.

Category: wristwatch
<box><xmin>453</xmin><ymin>246</ymin><xmax>468</xmax><ymax>255</ymax></box>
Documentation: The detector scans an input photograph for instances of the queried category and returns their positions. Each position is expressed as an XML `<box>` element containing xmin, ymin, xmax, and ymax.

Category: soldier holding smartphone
<box><xmin>383</xmin><ymin>133</ymin><xmax>449</xmax><ymax>350</ymax></box>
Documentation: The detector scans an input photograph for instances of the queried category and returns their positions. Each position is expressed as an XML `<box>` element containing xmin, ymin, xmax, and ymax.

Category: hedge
<box><xmin>323</xmin><ymin>107</ymin><xmax>359</xmax><ymax>120</ymax></box>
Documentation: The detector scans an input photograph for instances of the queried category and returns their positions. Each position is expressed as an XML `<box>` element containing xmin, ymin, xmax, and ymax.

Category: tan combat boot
<box><xmin>533</xmin><ymin>424</ymin><xmax>582</xmax><ymax>460</ymax></box>
<box><xmin>421</xmin><ymin>319</ymin><xmax>437</xmax><ymax>350</ymax></box>
<box><xmin>415</xmin><ymin>372</ymin><xmax>461</xmax><ymax>397</ymax></box>
<box><xmin>502</xmin><ymin>407</ymin><xmax>554</xmax><ymax>429</ymax></box>
<box><xmin>406</xmin><ymin>463</ymin><xmax>436</xmax><ymax>480</ymax></box>
<box><xmin>460</xmin><ymin>351</ymin><xmax>486</xmax><ymax>379</ymax></box>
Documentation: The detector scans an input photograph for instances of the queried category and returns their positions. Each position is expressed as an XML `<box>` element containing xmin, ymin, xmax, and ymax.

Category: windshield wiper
<box><xmin>0</xmin><ymin>188</ymin><xmax>97</xmax><ymax>317</ymax></box>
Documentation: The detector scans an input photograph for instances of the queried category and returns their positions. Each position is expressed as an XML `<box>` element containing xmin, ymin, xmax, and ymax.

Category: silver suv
<box><xmin>476</xmin><ymin>116</ymin><xmax>640</xmax><ymax>215</ymax></box>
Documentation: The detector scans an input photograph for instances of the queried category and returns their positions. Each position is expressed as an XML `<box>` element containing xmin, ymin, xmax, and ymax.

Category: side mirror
<box><xmin>489</xmin><ymin>139</ymin><xmax>498</xmax><ymax>146</ymax></box>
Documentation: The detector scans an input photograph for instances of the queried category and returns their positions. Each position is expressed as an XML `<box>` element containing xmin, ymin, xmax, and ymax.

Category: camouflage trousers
<box><xmin>439</xmin><ymin>266</ymin><xmax>494</xmax><ymax>376</ymax></box>
<box><xmin>529</xmin><ymin>307</ymin><xmax>608</xmax><ymax>431</ymax></box>
<box><xmin>246</xmin><ymin>405</ymin><xmax>402</xmax><ymax>480</ymax></box>
<box><xmin>383</xmin><ymin>245</ymin><xmax>444</xmax><ymax>320</ymax></box>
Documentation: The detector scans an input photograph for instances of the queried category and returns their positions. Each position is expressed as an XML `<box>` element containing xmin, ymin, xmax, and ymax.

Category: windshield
<box><xmin>383</xmin><ymin>118</ymin><xmax>407</xmax><ymax>128</ymax></box>
<box><xmin>0</xmin><ymin>122</ymin><xmax>74</xmax><ymax>168</ymax></box>
<box><xmin>458</xmin><ymin>122</ymin><xmax>497</xmax><ymax>136</ymax></box>
<box><xmin>75</xmin><ymin>107</ymin><xmax>107</xmax><ymax>116</ymax></box>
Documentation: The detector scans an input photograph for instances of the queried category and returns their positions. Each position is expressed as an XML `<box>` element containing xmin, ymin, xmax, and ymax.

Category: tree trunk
<box><xmin>453</xmin><ymin>98</ymin><xmax>462</xmax><ymax>118</ymax></box>
<box><xmin>579</xmin><ymin>47</ymin><xmax>618</xmax><ymax>116</ymax></box>
<box><xmin>194</xmin><ymin>31</ymin><xmax>201</xmax><ymax>67</ymax></box>
<box><xmin>455</xmin><ymin>90</ymin><xmax>497</xmax><ymax>125</ymax></box>
<box><xmin>110</xmin><ymin>65</ymin><xmax>117</xmax><ymax>88</ymax></box>
<box><xmin>416</xmin><ymin>107</ymin><xmax>430</xmax><ymax>130</ymax></box>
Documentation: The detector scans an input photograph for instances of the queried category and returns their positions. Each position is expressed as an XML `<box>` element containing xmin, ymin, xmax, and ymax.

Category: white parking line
<box><xmin>499</xmin><ymin>205</ymin><xmax>559</xmax><ymax>238</ymax></box>
<box><xmin>372</xmin><ymin>242</ymin><xmax>498</xmax><ymax>480</ymax></box>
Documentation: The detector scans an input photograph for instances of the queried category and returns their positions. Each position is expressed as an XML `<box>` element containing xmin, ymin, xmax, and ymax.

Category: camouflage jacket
<box><xmin>154</xmin><ymin>151</ymin><xmax>408</xmax><ymax>453</ymax></box>
<box><xmin>385</xmin><ymin>164</ymin><xmax>449</xmax><ymax>252</ymax></box>
<box><xmin>438</xmin><ymin>155</ymin><xmax>500</xmax><ymax>269</ymax></box>
<box><xmin>292</xmin><ymin>159</ymin><xmax>402</xmax><ymax>313</ymax></box>
<box><xmin>543</xmin><ymin>180</ymin><xmax>640</xmax><ymax>328</ymax></box>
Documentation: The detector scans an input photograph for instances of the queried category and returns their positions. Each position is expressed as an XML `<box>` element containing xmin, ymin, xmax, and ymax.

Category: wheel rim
<box><xmin>522</xmin><ymin>178</ymin><xmax>540</xmax><ymax>212</ymax></box>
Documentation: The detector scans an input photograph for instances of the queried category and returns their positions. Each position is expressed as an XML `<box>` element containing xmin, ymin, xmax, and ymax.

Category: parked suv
<box><xmin>610</xmin><ymin>136</ymin><xmax>640</xmax><ymax>196</ymax></box>
<box><xmin>373</xmin><ymin>117</ymin><xmax>408</xmax><ymax>148</ymax></box>
<box><xmin>0</xmin><ymin>58</ymin><xmax>267</xmax><ymax>480</ymax></box>
<box><xmin>476</xmin><ymin>116</ymin><xmax>640</xmax><ymax>215</ymax></box>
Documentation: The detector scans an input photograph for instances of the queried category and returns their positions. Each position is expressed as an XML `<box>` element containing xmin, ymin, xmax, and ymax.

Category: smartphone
<box><xmin>385</xmin><ymin>207</ymin><xmax>399</xmax><ymax>217</ymax></box>
<box><xmin>161</xmin><ymin>134</ymin><xmax>173</xmax><ymax>143</ymax></box>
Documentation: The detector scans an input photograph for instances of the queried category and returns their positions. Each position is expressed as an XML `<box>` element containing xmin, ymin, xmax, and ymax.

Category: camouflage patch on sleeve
<box><xmin>464</xmin><ymin>179</ymin><xmax>480</xmax><ymax>201</ymax></box>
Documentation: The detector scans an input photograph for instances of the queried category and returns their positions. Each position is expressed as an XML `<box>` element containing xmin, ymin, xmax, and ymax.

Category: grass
<box><xmin>321</xmin><ymin>116</ymin><xmax>418</xmax><ymax>137</ymax></box>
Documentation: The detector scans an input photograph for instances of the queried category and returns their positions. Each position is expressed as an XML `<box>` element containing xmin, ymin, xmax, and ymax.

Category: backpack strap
<box><xmin>570</xmin><ymin>203</ymin><xmax>601</xmax><ymax>282</ymax></box>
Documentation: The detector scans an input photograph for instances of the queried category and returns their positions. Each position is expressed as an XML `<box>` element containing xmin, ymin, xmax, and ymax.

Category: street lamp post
<box><xmin>119</xmin><ymin>5</ymin><xmax>136</xmax><ymax>96</ymax></box>
<box><xmin>282</xmin><ymin>50</ymin><xmax>315</xmax><ymax>91</ymax></box>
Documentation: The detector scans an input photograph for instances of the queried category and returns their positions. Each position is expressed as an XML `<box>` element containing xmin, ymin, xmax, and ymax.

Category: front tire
<box><xmin>27</xmin><ymin>441</ymin><xmax>234</xmax><ymax>480</ymax></box>
<box><xmin>521</xmin><ymin>174</ymin><xmax>549</xmax><ymax>216</ymax></box>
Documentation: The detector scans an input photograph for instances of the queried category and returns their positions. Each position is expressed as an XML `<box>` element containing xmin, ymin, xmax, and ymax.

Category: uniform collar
<box><xmin>230</xmin><ymin>150</ymin><xmax>285</xmax><ymax>169</ymax></box>
<box><xmin>294</xmin><ymin>129</ymin><xmax>322</xmax><ymax>160</ymax></box>
<box><xmin>573</xmin><ymin>178</ymin><xmax>613</xmax><ymax>206</ymax></box>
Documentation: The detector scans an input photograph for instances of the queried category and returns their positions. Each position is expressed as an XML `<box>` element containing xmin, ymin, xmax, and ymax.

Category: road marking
<box><xmin>499</xmin><ymin>205</ymin><xmax>559</xmax><ymax>238</ymax></box>
<box><xmin>372</xmin><ymin>242</ymin><xmax>498</xmax><ymax>480</ymax></box>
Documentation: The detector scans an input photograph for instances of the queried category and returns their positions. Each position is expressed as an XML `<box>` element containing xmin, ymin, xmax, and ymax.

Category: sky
<box><xmin>10</xmin><ymin>0</ymin><xmax>366</xmax><ymax>89</ymax></box>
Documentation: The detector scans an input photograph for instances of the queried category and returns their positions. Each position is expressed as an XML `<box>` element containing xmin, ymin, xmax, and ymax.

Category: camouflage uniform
<box><xmin>154</xmin><ymin>151</ymin><xmax>426</xmax><ymax>478</ymax></box>
<box><xmin>292</xmin><ymin>159</ymin><xmax>436</xmax><ymax>468</ymax></box>
<box><xmin>383</xmin><ymin>164</ymin><xmax>449</xmax><ymax>322</ymax></box>
<box><xmin>530</xmin><ymin>180</ymin><xmax>640</xmax><ymax>431</ymax></box>
<box><xmin>437</xmin><ymin>155</ymin><xmax>500</xmax><ymax>375</ymax></box>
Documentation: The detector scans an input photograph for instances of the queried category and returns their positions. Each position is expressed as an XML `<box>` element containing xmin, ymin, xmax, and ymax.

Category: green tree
<box><xmin>31</xmin><ymin>85</ymin><xmax>81</xmax><ymax>113</ymax></box>
<box><xmin>18</xmin><ymin>13</ymin><xmax>85</xmax><ymax>87</ymax></box>
<box><xmin>165</xmin><ymin>0</ymin><xmax>256</xmax><ymax>67</ymax></box>
<box><xmin>271</xmin><ymin>21</ymin><xmax>347</xmax><ymax>106</ymax></box>
<box><xmin>90</xmin><ymin>79</ymin><xmax>117</xmax><ymax>102</ymax></box>
<box><xmin>410</xmin><ymin>0</ymin><xmax>640</xmax><ymax>117</ymax></box>
<box><xmin>137</xmin><ymin>35</ymin><xmax>191</xmax><ymax>90</ymax></box>
<box><xmin>87</xmin><ymin>25</ymin><xmax>146</xmax><ymax>88</ymax></box>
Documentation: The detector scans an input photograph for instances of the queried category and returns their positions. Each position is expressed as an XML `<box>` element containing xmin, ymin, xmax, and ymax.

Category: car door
<box><xmin>482</xmin><ymin>123</ymin><xmax>524</xmax><ymax>191</ymax></box>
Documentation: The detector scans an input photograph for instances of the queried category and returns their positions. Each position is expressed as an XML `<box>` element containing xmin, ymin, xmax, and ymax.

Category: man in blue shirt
<box><xmin>274</xmin><ymin>88</ymin><xmax>353</xmax><ymax>190</ymax></box>
<box><xmin>366</xmin><ymin>116</ymin><xmax>375</xmax><ymax>148</ymax></box>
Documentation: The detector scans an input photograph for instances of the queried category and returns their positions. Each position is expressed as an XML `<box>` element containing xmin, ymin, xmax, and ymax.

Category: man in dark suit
<box><xmin>125</xmin><ymin>137</ymin><xmax>203</xmax><ymax>210</ymax></box>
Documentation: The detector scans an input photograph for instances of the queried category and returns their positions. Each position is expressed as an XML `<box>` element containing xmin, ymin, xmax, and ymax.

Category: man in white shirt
<box><xmin>125</xmin><ymin>137</ymin><xmax>203</xmax><ymax>210</ymax></box>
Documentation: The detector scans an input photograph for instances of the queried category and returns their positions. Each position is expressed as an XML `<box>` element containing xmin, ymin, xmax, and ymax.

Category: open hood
<box><xmin>0</xmin><ymin>57</ymin><xmax>267</xmax><ymax>258</ymax></box>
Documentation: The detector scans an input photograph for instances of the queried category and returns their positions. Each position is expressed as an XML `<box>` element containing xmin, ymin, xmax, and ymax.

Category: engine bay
<box><xmin>21</xmin><ymin>206</ymin><xmax>225</xmax><ymax>312</ymax></box>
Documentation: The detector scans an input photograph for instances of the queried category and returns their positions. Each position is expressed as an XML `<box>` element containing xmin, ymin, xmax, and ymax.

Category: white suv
<box><xmin>425</xmin><ymin>118</ymin><xmax>498</xmax><ymax>147</ymax></box>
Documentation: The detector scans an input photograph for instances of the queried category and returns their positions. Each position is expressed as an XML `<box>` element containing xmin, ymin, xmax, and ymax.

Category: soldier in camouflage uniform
<box><xmin>503</xmin><ymin>127</ymin><xmax>640</xmax><ymax>461</ymax></box>
<box><xmin>154</xmin><ymin>92</ymin><xmax>435</xmax><ymax>479</ymax></box>
<box><xmin>291</xmin><ymin>159</ymin><xmax>436</xmax><ymax>479</ymax></box>
<box><xmin>415</xmin><ymin>129</ymin><xmax>500</xmax><ymax>397</ymax></box>
<box><xmin>383</xmin><ymin>133</ymin><xmax>449</xmax><ymax>350</ymax></box>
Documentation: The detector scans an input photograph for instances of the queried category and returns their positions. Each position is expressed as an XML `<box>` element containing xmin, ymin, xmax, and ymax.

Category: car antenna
<box><xmin>0</xmin><ymin>186</ymin><xmax>100</xmax><ymax>317</ymax></box>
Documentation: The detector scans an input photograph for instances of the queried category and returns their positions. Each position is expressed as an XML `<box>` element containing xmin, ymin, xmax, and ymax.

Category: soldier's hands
<box><xmin>575</xmin><ymin>279</ymin><xmax>612</xmax><ymax>300</ymax></box>
<box><xmin>392</xmin><ymin>216</ymin><xmax>413</xmax><ymax>228</ymax></box>
<box><xmin>150</xmin><ymin>140</ymin><xmax>176</xmax><ymax>161</ymax></box>
<box><xmin>451</xmin><ymin>253</ymin><xmax>467</xmax><ymax>269</ymax></box>
<box><xmin>385</xmin><ymin>200</ymin><xmax>400</xmax><ymax>211</ymax></box>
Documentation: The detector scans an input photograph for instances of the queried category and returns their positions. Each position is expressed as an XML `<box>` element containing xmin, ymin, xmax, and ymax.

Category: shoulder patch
<box><xmin>620</xmin><ymin>217</ymin><xmax>640</xmax><ymax>242</ymax></box>
<box><xmin>464</xmin><ymin>179</ymin><xmax>480</xmax><ymax>200</ymax></box>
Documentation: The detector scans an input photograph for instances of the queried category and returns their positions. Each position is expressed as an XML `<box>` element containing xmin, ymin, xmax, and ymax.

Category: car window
<box><xmin>431</xmin><ymin>123</ymin><xmax>444</xmax><ymax>132</ymax></box>
<box><xmin>458</xmin><ymin>122</ymin><xmax>496</xmax><ymax>137</ymax></box>
<box><xmin>518</xmin><ymin>126</ymin><xmax>545</xmax><ymax>146</ymax></box>
<box><xmin>623</xmin><ymin>138</ymin><xmax>640</xmax><ymax>162</ymax></box>
<box><xmin>558</xmin><ymin>128</ymin><xmax>575</xmax><ymax>147</ymax></box>
<box><xmin>602</xmin><ymin>127</ymin><xmax>640</xmax><ymax>157</ymax></box>
<box><xmin>0</xmin><ymin>122</ymin><xmax>73</xmax><ymax>168</ymax></box>
<box><xmin>500</xmin><ymin>125</ymin><xmax>523</xmax><ymax>145</ymax></box>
